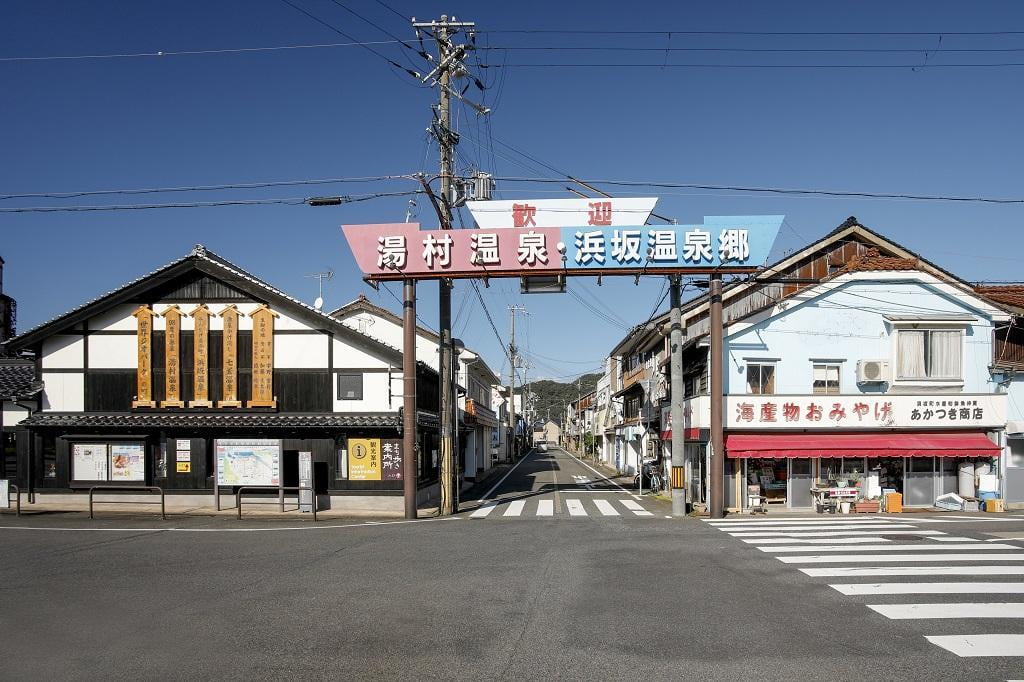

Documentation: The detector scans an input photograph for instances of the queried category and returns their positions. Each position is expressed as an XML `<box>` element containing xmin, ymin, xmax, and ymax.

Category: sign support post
<box><xmin>403</xmin><ymin>278</ymin><xmax>419</xmax><ymax>519</ymax></box>
<box><xmin>709</xmin><ymin>274</ymin><xmax>726</xmax><ymax>519</ymax></box>
<box><xmin>669</xmin><ymin>275</ymin><xmax>686</xmax><ymax>516</ymax></box>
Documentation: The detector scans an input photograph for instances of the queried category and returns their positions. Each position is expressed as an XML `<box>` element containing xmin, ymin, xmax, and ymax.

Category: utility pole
<box><xmin>413</xmin><ymin>15</ymin><xmax>476</xmax><ymax>516</ymax></box>
<box><xmin>507</xmin><ymin>304</ymin><xmax>526</xmax><ymax>460</ymax></box>
<box><xmin>402</xmin><ymin>279</ymin><xmax>418</xmax><ymax>519</ymax></box>
<box><xmin>669</xmin><ymin>275</ymin><xmax>686</xmax><ymax>517</ymax></box>
<box><xmin>709</xmin><ymin>273</ymin><xmax>725</xmax><ymax>519</ymax></box>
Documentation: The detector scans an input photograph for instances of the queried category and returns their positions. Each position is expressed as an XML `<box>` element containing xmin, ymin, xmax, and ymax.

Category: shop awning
<box><xmin>725</xmin><ymin>432</ymin><xmax>1000</xmax><ymax>458</ymax></box>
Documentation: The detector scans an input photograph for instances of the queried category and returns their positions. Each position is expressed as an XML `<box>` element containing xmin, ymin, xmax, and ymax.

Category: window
<box><xmin>813</xmin><ymin>364</ymin><xmax>841</xmax><ymax>395</ymax></box>
<box><xmin>71</xmin><ymin>442</ymin><xmax>145</xmax><ymax>482</ymax></box>
<box><xmin>897</xmin><ymin>330</ymin><xmax>962</xmax><ymax>380</ymax></box>
<box><xmin>746</xmin><ymin>363</ymin><xmax>775</xmax><ymax>395</ymax></box>
<box><xmin>337</xmin><ymin>372</ymin><xmax>363</xmax><ymax>400</ymax></box>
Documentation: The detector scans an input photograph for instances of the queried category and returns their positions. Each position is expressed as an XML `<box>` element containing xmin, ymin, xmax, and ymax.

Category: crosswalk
<box><xmin>469</xmin><ymin>497</ymin><xmax>654</xmax><ymax>519</ymax></box>
<box><xmin>705</xmin><ymin>514</ymin><xmax>1024</xmax><ymax>659</ymax></box>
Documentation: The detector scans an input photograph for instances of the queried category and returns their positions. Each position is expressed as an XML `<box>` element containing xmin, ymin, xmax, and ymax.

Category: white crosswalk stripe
<box><xmin>566</xmin><ymin>499</ymin><xmax>587</xmax><ymax>517</ymax></box>
<box><xmin>469</xmin><ymin>503</ymin><xmax>497</xmax><ymax>519</ymax></box>
<box><xmin>705</xmin><ymin>515</ymin><xmax>1024</xmax><ymax>658</ymax></box>
<box><xmin>467</xmin><ymin>498</ymin><xmax>655</xmax><ymax>519</ymax></box>
<box><xmin>536</xmin><ymin>500</ymin><xmax>554</xmax><ymax>517</ymax></box>
<box><xmin>620</xmin><ymin>499</ymin><xmax>654</xmax><ymax>516</ymax></box>
<box><xmin>594</xmin><ymin>499</ymin><xmax>619</xmax><ymax>516</ymax></box>
<box><xmin>503</xmin><ymin>500</ymin><xmax>525</xmax><ymax>517</ymax></box>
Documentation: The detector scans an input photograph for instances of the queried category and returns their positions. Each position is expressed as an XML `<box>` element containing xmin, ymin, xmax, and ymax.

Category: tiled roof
<box><xmin>0</xmin><ymin>361</ymin><xmax>41</xmax><ymax>400</ymax></box>
<box><xmin>834</xmin><ymin>247</ymin><xmax>919</xmax><ymax>275</ymax></box>
<box><xmin>975</xmin><ymin>285</ymin><xmax>1024</xmax><ymax>311</ymax></box>
<box><xmin>22</xmin><ymin>411</ymin><xmax>440</xmax><ymax>429</ymax></box>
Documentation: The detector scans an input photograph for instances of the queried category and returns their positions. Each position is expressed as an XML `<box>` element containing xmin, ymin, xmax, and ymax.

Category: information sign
<box><xmin>381</xmin><ymin>439</ymin><xmax>403</xmax><ymax>481</ymax></box>
<box><xmin>72</xmin><ymin>443</ymin><xmax>108</xmax><ymax>481</ymax></box>
<box><xmin>299</xmin><ymin>451</ymin><xmax>313</xmax><ymax>512</ymax></box>
<box><xmin>0</xmin><ymin>479</ymin><xmax>8</xmax><ymax>509</ymax></box>
<box><xmin>348</xmin><ymin>438</ymin><xmax>381</xmax><ymax>481</ymax></box>
<box><xmin>176</xmin><ymin>462</ymin><xmax>191</xmax><ymax>473</ymax></box>
<box><xmin>110</xmin><ymin>444</ymin><xmax>146</xmax><ymax>481</ymax></box>
<box><xmin>215</xmin><ymin>439</ymin><xmax>281</xmax><ymax>487</ymax></box>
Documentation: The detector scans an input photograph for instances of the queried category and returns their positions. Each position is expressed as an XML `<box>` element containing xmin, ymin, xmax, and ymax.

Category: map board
<box><xmin>215</xmin><ymin>439</ymin><xmax>281</xmax><ymax>487</ymax></box>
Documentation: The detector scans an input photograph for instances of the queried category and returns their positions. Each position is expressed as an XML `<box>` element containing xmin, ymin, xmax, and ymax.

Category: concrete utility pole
<box><xmin>709</xmin><ymin>273</ymin><xmax>725</xmax><ymax>519</ymax></box>
<box><xmin>413</xmin><ymin>15</ymin><xmax>475</xmax><ymax>516</ymax></box>
<box><xmin>669</xmin><ymin>275</ymin><xmax>686</xmax><ymax>517</ymax></box>
<box><xmin>507</xmin><ymin>304</ymin><xmax>526</xmax><ymax>460</ymax></box>
<box><xmin>403</xmin><ymin>280</ymin><xmax>418</xmax><ymax>519</ymax></box>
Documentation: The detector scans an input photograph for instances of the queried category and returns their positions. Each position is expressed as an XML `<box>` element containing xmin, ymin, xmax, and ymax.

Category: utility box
<box><xmin>985</xmin><ymin>498</ymin><xmax>1006</xmax><ymax>513</ymax></box>
<box><xmin>885</xmin><ymin>491</ymin><xmax>903</xmax><ymax>513</ymax></box>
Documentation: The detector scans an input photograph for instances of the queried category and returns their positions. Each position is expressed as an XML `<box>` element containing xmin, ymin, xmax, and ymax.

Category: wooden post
<box><xmin>247</xmin><ymin>304</ymin><xmax>278</xmax><ymax>408</ymax></box>
<box><xmin>131</xmin><ymin>306</ymin><xmax>156</xmax><ymax>408</ymax></box>
<box><xmin>188</xmin><ymin>305</ymin><xmax>212</xmax><ymax>408</ymax></box>
<box><xmin>160</xmin><ymin>305</ymin><xmax>184</xmax><ymax>408</ymax></box>
<box><xmin>217</xmin><ymin>305</ymin><xmax>241</xmax><ymax>408</ymax></box>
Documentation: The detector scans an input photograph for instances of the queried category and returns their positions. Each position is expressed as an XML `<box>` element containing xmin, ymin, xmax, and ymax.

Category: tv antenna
<box><xmin>306</xmin><ymin>270</ymin><xmax>334</xmax><ymax>311</ymax></box>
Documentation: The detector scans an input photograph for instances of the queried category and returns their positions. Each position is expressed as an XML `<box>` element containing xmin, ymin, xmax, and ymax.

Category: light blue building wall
<box><xmin>724</xmin><ymin>278</ymin><xmax>1001</xmax><ymax>396</ymax></box>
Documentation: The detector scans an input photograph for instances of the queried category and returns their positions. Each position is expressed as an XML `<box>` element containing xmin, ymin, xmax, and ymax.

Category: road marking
<box><xmin>929</xmin><ymin>536</ymin><xmax>980</xmax><ymax>542</ymax></box>
<box><xmin>867</xmin><ymin>602</ymin><xmax>1024</xmax><ymax>620</ymax></box>
<box><xmin>561</xmin><ymin>448</ymin><xmax>640</xmax><ymax>500</ymax></box>
<box><xmin>762</xmin><ymin>543</ymin><xmax>1018</xmax><ymax>553</ymax></box>
<box><xmin>802</xmin><ymin>565</ymin><xmax>1024</xmax><ymax>577</ymax></box>
<box><xmin>723</xmin><ymin>524</ymin><xmax>914</xmax><ymax>532</ymax></box>
<box><xmin>536</xmin><ymin>500</ymin><xmax>554</xmax><ymax>517</ymax></box>
<box><xmin>620</xmin><ymin>500</ymin><xmax>653</xmax><ymax>516</ymax></box>
<box><xmin>924</xmin><ymin>634</ymin><xmax>1024</xmax><ymax>657</ymax></box>
<box><xmin>744</xmin><ymin>537</ymin><xmax>893</xmax><ymax>544</ymax></box>
<box><xmin>503</xmin><ymin>501</ymin><xmax>525</xmax><ymax>517</ymax></box>
<box><xmin>780</xmin><ymin>552</ymin><xmax>1024</xmax><ymax>564</ymax></box>
<box><xmin>707</xmin><ymin>518</ymin><xmax>894</xmax><ymax>526</ymax></box>
<box><xmin>931</xmin><ymin>515</ymin><xmax>1022</xmax><ymax>522</ymax></box>
<box><xmin>566</xmin><ymin>499</ymin><xmax>588</xmax><ymax>517</ymax></box>
<box><xmin>0</xmin><ymin>516</ymin><xmax>461</xmax><ymax>533</ymax></box>
<box><xmin>831</xmin><ymin>582</ymin><xmax>1024</xmax><ymax>596</ymax></box>
<box><xmin>470</xmin><ymin>503</ymin><xmax>498</xmax><ymax>519</ymax></box>
<box><xmin>594</xmin><ymin>500</ymin><xmax>619</xmax><ymax>516</ymax></box>
<box><xmin>727</xmin><ymin>529</ymin><xmax>939</xmax><ymax>538</ymax></box>
<box><xmin>477</xmin><ymin>449</ymin><xmax>536</xmax><ymax>504</ymax></box>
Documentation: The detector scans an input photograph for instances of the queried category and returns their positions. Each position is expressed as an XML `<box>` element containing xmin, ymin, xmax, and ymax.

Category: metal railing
<box><xmin>5</xmin><ymin>483</ymin><xmax>21</xmax><ymax>516</ymax></box>
<box><xmin>235</xmin><ymin>486</ymin><xmax>317</xmax><ymax>521</ymax></box>
<box><xmin>88</xmin><ymin>486</ymin><xmax>165</xmax><ymax>520</ymax></box>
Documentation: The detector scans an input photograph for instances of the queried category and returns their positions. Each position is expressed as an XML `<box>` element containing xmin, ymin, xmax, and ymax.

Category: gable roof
<box><xmin>4</xmin><ymin>245</ymin><xmax>407</xmax><ymax>364</ymax></box>
<box><xmin>331</xmin><ymin>293</ymin><xmax>442</xmax><ymax>344</ymax></box>
<box><xmin>975</xmin><ymin>285</ymin><xmax>1024</xmax><ymax>314</ymax></box>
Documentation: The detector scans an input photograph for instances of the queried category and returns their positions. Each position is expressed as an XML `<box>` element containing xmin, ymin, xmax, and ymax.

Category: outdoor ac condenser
<box><xmin>856</xmin><ymin>359</ymin><xmax>890</xmax><ymax>383</ymax></box>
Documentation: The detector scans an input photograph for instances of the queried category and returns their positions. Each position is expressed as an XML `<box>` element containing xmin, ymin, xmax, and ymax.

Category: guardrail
<box><xmin>235</xmin><ymin>486</ymin><xmax>317</xmax><ymax>521</ymax></box>
<box><xmin>88</xmin><ymin>486</ymin><xmax>165</xmax><ymax>520</ymax></box>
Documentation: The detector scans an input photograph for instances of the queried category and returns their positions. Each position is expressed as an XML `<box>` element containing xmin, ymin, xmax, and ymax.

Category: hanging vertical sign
<box><xmin>247</xmin><ymin>304</ymin><xmax>278</xmax><ymax>408</ymax></box>
<box><xmin>189</xmin><ymin>304</ymin><xmax>212</xmax><ymax>407</ymax></box>
<box><xmin>131</xmin><ymin>305</ymin><xmax>156</xmax><ymax>408</ymax></box>
<box><xmin>381</xmin><ymin>439</ymin><xmax>404</xmax><ymax>481</ymax></box>
<box><xmin>217</xmin><ymin>305</ymin><xmax>241</xmax><ymax>408</ymax></box>
<box><xmin>160</xmin><ymin>305</ymin><xmax>184</xmax><ymax>407</ymax></box>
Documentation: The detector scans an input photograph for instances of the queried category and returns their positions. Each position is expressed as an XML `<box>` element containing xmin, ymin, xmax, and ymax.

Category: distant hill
<box><xmin>523</xmin><ymin>373</ymin><xmax>601</xmax><ymax>425</ymax></box>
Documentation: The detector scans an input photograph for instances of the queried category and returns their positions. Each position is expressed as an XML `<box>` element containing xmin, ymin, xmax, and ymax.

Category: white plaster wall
<box><xmin>275</xmin><ymin>334</ymin><xmax>329</xmax><ymax>368</ymax></box>
<box><xmin>89</xmin><ymin>304</ymin><xmax>139</xmax><ymax>331</ymax></box>
<box><xmin>333</xmin><ymin>337</ymin><xmax>391</xmax><ymax>370</ymax></box>
<box><xmin>333</xmin><ymin>371</ymin><xmax>396</xmax><ymax>412</ymax></box>
<box><xmin>339</xmin><ymin>312</ymin><xmax>440</xmax><ymax>371</ymax></box>
<box><xmin>42</xmin><ymin>336</ymin><xmax>84</xmax><ymax>369</ymax></box>
<box><xmin>3</xmin><ymin>402</ymin><xmax>30</xmax><ymax>425</ymax></box>
<box><xmin>88</xmin><ymin>335</ymin><xmax>138</xmax><ymax>369</ymax></box>
<box><xmin>40</xmin><ymin>372</ymin><xmax>84</xmax><ymax>412</ymax></box>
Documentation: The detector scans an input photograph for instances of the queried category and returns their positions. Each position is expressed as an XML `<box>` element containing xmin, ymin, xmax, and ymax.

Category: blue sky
<box><xmin>2</xmin><ymin>1</ymin><xmax>1023</xmax><ymax>381</ymax></box>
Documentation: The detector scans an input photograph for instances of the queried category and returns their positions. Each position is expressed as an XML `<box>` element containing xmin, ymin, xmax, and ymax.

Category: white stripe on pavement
<box><xmin>743</xmin><ymin>537</ymin><xmax>893</xmax><ymax>544</ymax></box>
<box><xmin>780</xmin><ymin>552</ymin><xmax>1024</xmax><ymax>564</ymax></box>
<box><xmin>762</xmin><ymin>543</ymin><xmax>1018</xmax><ymax>553</ymax></box>
<box><xmin>728</xmin><ymin>529</ymin><xmax>935</xmax><ymax>537</ymax></box>
<box><xmin>707</xmin><ymin>518</ymin><xmax>894</xmax><ymax>526</ymax></box>
<box><xmin>536</xmin><ymin>500</ymin><xmax>554</xmax><ymax>517</ymax></box>
<box><xmin>929</xmin><ymin>536</ymin><xmax>980</xmax><ymax>542</ymax></box>
<box><xmin>802</xmin><ymin>566</ymin><xmax>1024</xmax><ymax>577</ymax></box>
<box><xmin>503</xmin><ymin>501</ymin><xmax>525</xmax><ymax>517</ymax></box>
<box><xmin>831</xmin><ymin>583</ymin><xmax>1024</xmax><ymax>596</ymax></box>
<box><xmin>566</xmin><ymin>499</ymin><xmax>587</xmax><ymax>517</ymax></box>
<box><xmin>867</xmin><ymin>602</ymin><xmax>1024</xmax><ymax>620</ymax></box>
<box><xmin>594</xmin><ymin>499</ymin><xmax>619</xmax><ymax>516</ymax></box>
<box><xmin>470</xmin><ymin>503</ymin><xmax>498</xmax><ymax>519</ymax></box>
<box><xmin>924</xmin><ymin>634</ymin><xmax>1024</xmax><ymax>657</ymax></box>
<box><xmin>620</xmin><ymin>500</ymin><xmax>654</xmax><ymax>516</ymax></box>
<box><xmin>724</xmin><ymin>524</ymin><xmax>917</xmax><ymax>533</ymax></box>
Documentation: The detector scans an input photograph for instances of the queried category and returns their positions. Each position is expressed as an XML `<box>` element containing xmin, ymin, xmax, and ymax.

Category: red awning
<box><xmin>660</xmin><ymin>428</ymin><xmax>702</xmax><ymax>441</ymax></box>
<box><xmin>725</xmin><ymin>432</ymin><xmax>1000</xmax><ymax>459</ymax></box>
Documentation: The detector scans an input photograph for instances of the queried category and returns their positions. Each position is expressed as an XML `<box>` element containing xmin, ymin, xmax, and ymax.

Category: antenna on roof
<box><xmin>305</xmin><ymin>270</ymin><xmax>334</xmax><ymax>311</ymax></box>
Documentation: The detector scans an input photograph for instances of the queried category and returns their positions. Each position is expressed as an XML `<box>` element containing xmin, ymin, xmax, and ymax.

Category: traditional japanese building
<box><xmin>2</xmin><ymin>245</ymin><xmax>444</xmax><ymax>513</ymax></box>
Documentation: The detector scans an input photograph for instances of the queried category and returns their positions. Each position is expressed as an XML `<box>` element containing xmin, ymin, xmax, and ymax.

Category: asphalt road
<box><xmin>2</xmin><ymin>446</ymin><xmax>1023</xmax><ymax>680</ymax></box>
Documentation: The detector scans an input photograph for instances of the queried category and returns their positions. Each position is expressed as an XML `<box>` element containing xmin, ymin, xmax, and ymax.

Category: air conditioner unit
<box><xmin>856</xmin><ymin>359</ymin><xmax>890</xmax><ymax>383</ymax></box>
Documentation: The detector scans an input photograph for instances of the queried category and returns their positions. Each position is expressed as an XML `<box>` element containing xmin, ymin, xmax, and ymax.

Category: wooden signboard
<box><xmin>247</xmin><ymin>304</ymin><xmax>278</xmax><ymax>408</ymax></box>
<box><xmin>188</xmin><ymin>304</ymin><xmax>212</xmax><ymax>408</ymax></box>
<box><xmin>131</xmin><ymin>306</ymin><xmax>156</xmax><ymax>408</ymax></box>
<box><xmin>160</xmin><ymin>305</ymin><xmax>185</xmax><ymax>408</ymax></box>
<box><xmin>217</xmin><ymin>305</ymin><xmax>241</xmax><ymax>408</ymax></box>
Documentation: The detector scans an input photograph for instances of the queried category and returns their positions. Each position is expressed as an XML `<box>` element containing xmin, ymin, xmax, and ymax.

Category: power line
<box><xmin>483</xmin><ymin>62</ymin><xmax>1024</xmax><ymax>70</ymax></box>
<box><xmin>469</xmin><ymin>279</ymin><xmax>523</xmax><ymax>384</ymax></box>
<box><xmin>479</xmin><ymin>29</ymin><xmax>1024</xmax><ymax>37</ymax></box>
<box><xmin>492</xmin><ymin>176</ymin><xmax>1024</xmax><ymax>205</ymax></box>
<box><xmin>370</xmin><ymin>0</ymin><xmax>409</xmax><ymax>23</ymax></box>
<box><xmin>0</xmin><ymin>175</ymin><xmax>416</xmax><ymax>201</ymax></box>
<box><xmin>0</xmin><ymin>190</ymin><xmax>421</xmax><ymax>213</ymax></box>
<box><xmin>482</xmin><ymin>46</ymin><xmax>1024</xmax><ymax>54</ymax></box>
<box><xmin>323</xmin><ymin>0</ymin><xmax>432</xmax><ymax>64</ymax></box>
<box><xmin>0</xmin><ymin>40</ymin><xmax>405</xmax><ymax>63</ymax></box>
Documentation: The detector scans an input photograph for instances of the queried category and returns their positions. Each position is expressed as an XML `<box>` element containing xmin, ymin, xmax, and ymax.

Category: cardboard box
<box><xmin>985</xmin><ymin>498</ymin><xmax>1005</xmax><ymax>513</ymax></box>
